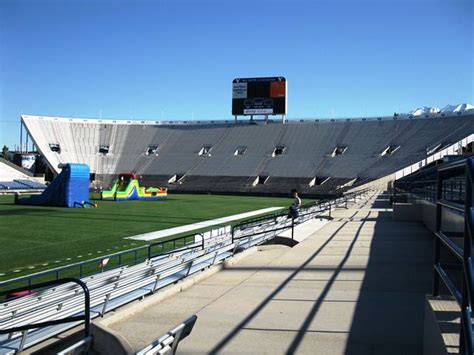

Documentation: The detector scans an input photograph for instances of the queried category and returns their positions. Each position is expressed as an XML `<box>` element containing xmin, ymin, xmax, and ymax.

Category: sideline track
<box><xmin>126</xmin><ymin>206</ymin><xmax>283</xmax><ymax>241</ymax></box>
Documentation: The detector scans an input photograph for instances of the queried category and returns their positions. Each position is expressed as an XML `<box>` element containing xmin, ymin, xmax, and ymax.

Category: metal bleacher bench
<box><xmin>55</xmin><ymin>315</ymin><xmax>197</xmax><ymax>355</ymax></box>
<box><xmin>0</xmin><ymin>242</ymin><xmax>233</xmax><ymax>353</ymax></box>
<box><xmin>0</xmin><ymin>190</ymin><xmax>367</xmax><ymax>354</ymax></box>
<box><xmin>136</xmin><ymin>315</ymin><xmax>197</xmax><ymax>355</ymax></box>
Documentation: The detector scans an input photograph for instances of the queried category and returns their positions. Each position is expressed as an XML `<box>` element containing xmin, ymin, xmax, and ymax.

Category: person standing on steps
<box><xmin>288</xmin><ymin>189</ymin><xmax>301</xmax><ymax>219</ymax></box>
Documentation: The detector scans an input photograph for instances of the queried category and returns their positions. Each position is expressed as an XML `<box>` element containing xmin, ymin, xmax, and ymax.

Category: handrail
<box><xmin>0</xmin><ymin>189</ymin><xmax>371</xmax><ymax>353</ymax></box>
<box><xmin>432</xmin><ymin>156</ymin><xmax>474</xmax><ymax>355</ymax></box>
<box><xmin>136</xmin><ymin>315</ymin><xmax>197</xmax><ymax>355</ymax></box>
<box><xmin>0</xmin><ymin>244</ymin><xmax>150</xmax><ymax>290</ymax></box>
<box><xmin>148</xmin><ymin>233</ymin><xmax>204</xmax><ymax>259</ymax></box>
<box><xmin>231</xmin><ymin>189</ymin><xmax>369</xmax><ymax>244</ymax></box>
<box><xmin>0</xmin><ymin>278</ymin><xmax>90</xmax><ymax>353</ymax></box>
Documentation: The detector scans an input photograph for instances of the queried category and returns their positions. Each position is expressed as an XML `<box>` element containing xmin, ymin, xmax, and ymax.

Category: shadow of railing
<box><xmin>344</xmin><ymin>194</ymin><xmax>433</xmax><ymax>354</ymax></box>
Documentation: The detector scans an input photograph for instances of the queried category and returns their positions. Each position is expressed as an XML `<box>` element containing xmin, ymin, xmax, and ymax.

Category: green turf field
<box><xmin>0</xmin><ymin>193</ymin><xmax>302</xmax><ymax>281</ymax></box>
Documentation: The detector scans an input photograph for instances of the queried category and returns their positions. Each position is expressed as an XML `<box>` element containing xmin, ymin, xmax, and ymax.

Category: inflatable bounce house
<box><xmin>101</xmin><ymin>173</ymin><xmax>167</xmax><ymax>201</ymax></box>
<box><xmin>17</xmin><ymin>163</ymin><xmax>94</xmax><ymax>208</ymax></box>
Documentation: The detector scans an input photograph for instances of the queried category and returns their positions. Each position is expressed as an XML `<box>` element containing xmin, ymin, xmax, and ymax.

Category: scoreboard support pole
<box><xmin>282</xmin><ymin>115</ymin><xmax>286</xmax><ymax>124</ymax></box>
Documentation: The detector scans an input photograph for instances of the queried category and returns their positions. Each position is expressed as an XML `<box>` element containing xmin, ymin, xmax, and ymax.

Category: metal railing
<box><xmin>0</xmin><ymin>245</ymin><xmax>151</xmax><ymax>292</ymax></box>
<box><xmin>148</xmin><ymin>233</ymin><xmax>204</xmax><ymax>259</ymax></box>
<box><xmin>393</xmin><ymin>156</ymin><xmax>469</xmax><ymax>205</ymax></box>
<box><xmin>136</xmin><ymin>315</ymin><xmax>197</xmax><ymax>355</ymax></box>
<box><xmin>0</xmin><ymin>242</ymin><xmax>232</xmax><ymax>353</ymax></box>
<box><xmin>0</xmin><ymin>278</ymin><xmax>90</xmax><ymax>353</ymax></box>
<box><xmin>433</xmin><ymin>157</ymin><xmax>474</xmax><ymax>354</ymax></box>
<box><xmin>230</xmin><ymin>189</ymin><xmax>370</xmax><ymax>245</ymax></box>
<box><xmin>0</xmin><ymin>189</ymin><xmax>368</xmax><ymax>293</ymax></box>
<box><xmin>0</xmin><ymin>188</ymin><xmax>371</xmax><ymax>353</ymax></box>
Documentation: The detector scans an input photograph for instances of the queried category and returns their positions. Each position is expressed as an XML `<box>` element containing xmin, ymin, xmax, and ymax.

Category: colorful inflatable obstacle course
<box><xmin>17</xmin><ymin>163</ymin><xmax>96</xmax><ymax>208</ymax></box>
<box><xmin>101</xmin><ymin>173</ymin><xmax>167</xmax><ymax>201</ymax></box>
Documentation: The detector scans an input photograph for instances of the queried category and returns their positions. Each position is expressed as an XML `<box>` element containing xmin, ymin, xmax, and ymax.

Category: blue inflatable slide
<box><xmin>17</xmin><ymin>163</ymin><xmax>91</xmax><ymax>208</ymax></box>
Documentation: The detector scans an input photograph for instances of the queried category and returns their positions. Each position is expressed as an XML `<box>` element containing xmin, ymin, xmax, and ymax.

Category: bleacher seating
<box><xmin>0</xmin><ymin>190</ymin><xmax>357</xmax><ymax>353</ymax></box>
<box><xmin>0</xmin><ymin>161</ymin><xmax>46</xmax><ymax>191</ymax></box>
<box><xmin>0</xmin><ymin>242</ymin><xmax>233</xmax><ymax>352</ymax></box>
<box><xmin>0</xmin><ymin>181</ymin><xmax>27</xmax><ymax>190</ymax></box>
<box><xmin>21</xmin><ymin>114</ymin><xmax>474</xmax><ymax>195</ymax></box>
<box><xmin>13</xmin><ymin>179</ymin><xmax>47</xmax><ymax>189</ymax></box>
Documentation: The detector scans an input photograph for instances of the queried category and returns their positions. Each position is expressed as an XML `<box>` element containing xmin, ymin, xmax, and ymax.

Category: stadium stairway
<box><xmin>102</xmin><ymin>191</ymin><xmax>433</xmax><ymax>354</ymax></box>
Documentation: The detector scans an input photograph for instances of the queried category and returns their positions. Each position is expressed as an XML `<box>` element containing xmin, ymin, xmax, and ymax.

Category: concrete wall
<box><xmin>393</xmin><ymin>198</ymin><xmax>463</xmax><ymax>234</ymax></box>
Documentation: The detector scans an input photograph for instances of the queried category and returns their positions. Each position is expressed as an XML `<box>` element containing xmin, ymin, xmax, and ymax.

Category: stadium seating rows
<box><xmin>0</xmin><ymin>180</ymin><xmax>46</xmax><ymax>190</ymax></box>
<box><xmin>0</xmin><ymin>184</ymin><xmax>363</xmax><ymax>355</ymax></box>
<box><xmin>0</xmin><ymin>241</ymin><xmax>235</xmax><ymax>352</ymax></box>
<box><xmin>0</xmin><ymin>193</ymin><xmax>349</xmax><ymax>353</ymax></box>
<box><xmin>22</xmin><ymin>114</ymin><xmax>474</xmax><ymax>194</ymax></box>
<box><xmin>0</xmin><ymin>161</ymin><xmax>46</xmax><ymax>191</ymax></box>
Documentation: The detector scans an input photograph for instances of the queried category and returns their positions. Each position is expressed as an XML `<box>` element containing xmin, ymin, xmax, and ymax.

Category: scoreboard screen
<box><xmin>232</xmin><ymin>77</ymin><xmax>287</xmax><ymax>116</ymax></box>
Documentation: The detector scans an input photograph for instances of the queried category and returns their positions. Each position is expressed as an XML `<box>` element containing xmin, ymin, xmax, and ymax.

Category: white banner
<box><xmin>244</xmin><ymin>108</ymin><xmax>273</xmax><ymax>115</ymax></box>
<box><xmin>232</xmin><ymin>82</ymin><xmax>247</xmax><ymax>99</ymax></box>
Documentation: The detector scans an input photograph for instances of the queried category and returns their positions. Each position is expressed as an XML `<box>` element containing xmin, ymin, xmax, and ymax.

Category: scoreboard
<box><xmin>232</xmin><ymin>77</ymin><xmax>287</xmax><ymax>116</ymax></box>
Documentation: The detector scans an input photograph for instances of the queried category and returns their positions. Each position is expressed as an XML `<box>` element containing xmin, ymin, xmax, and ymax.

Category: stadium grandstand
<box><xmin>20</xmin><ymin>111</ymin><xmax>474</xmax><ymax>197</ymax></box>
<box><xmin>0</xmin><ymin>109</ymin><xmax>473</xmax><ymax>355</ymax></box>
<box><xmin>2</xmin><ymin>0</ymin><xmax>473</xmax><ymax>353</ymax></box>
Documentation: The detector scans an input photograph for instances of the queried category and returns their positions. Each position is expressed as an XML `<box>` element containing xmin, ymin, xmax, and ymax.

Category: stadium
<box><xmin>1</xmin><ymin>1</ymin><xmax>473</xmax><ymax>354</ymax></box>
<box><xmin>1</xmin><ymin>104</ymin><xmax>474</xmax><ymax>354</ymax></box>
<box><xmin>18</xmin><ymin>110</ymin><xmax>474</xmax><ymax>196</ymax></box>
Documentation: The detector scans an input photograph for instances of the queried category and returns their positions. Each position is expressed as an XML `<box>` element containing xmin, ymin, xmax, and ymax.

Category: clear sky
<box><xmin>0</xmin><ymin>0</ymin><xmax>472</xmax><ymax>148</ymax></box>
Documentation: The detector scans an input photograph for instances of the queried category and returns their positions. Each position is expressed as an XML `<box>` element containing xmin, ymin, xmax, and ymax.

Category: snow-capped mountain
<box><xmin>408</xmin><ymin>103</ymin><xmax>473</xmax><ymax>116</ymax></box>
<box><xmin>409</xmin><ymin>106</ymin><xmax>441</xmax><ymax>116</ymax></box>
<box><xmin>441</xmin><ymin>103</ymin><xmax>474</xmax><ymax>113</ymax></box>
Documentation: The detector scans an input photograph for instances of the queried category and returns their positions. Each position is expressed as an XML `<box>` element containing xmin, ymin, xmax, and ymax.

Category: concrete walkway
<box><xmin>108</xmin><ymin>192</ymin><xmax>433</xmax><ymax>354</ymax></box>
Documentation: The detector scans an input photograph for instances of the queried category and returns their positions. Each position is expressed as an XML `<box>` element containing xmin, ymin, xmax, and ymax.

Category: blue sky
<box><xmin>0</xmin><ymin>0</ymin><xmax>472</xmax><ymax>148</ymax></box>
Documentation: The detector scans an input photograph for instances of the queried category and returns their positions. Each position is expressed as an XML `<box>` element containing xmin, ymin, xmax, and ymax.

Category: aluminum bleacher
<box><xmin>13</xmin><ymin>179</ymin><xmax>47</xmax><ymax>189</ymax></box>
<box><xmin>21</xmin><ymin>113</ymin><xmax>474</xmax><ymax>196</ymax></box>
<box><xmin>135</xmin><ymin>315</ymin><xmax>197</xmax><ymax>355</ymax></box>
<box><xmin>0</xmin><ymin>182</ymin><xmax>27</xmax><ymax>190</ymax></box>
<box><xmin>0</xmin><ymin>241</ymin><xmax>235</xmax><ymax>353</ymax></box>
<box><xmin>0</xmin><ymin>191</ymin><xmax>360</xmax><ymax>353</ymax></box>
<box><xmin>0</xmin><ymin>161</ymin><xmax>46</xmax><ymax>191</ymax></box>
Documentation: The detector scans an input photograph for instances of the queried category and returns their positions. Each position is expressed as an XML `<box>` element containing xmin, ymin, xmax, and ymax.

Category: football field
<box><xmin>0</xmin><ymin>194</ymin><xmax>301</xmax><ymax>281</ymax></box>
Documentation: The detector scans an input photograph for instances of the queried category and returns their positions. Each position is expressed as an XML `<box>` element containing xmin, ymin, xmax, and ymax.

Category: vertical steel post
<box><xmin>291</xmin><ymin>217</ymin><xmax>295</xmax><ymax>242</ymax></box>
<box><xmin>433</xmin><ymin>169</ymin><xmax>443</xmax><ymax>296</ymax></box>
<box><xmin>460</xmin><ymin>162</ymin><xmax>473</xmax><ymax>354</ymax></box>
